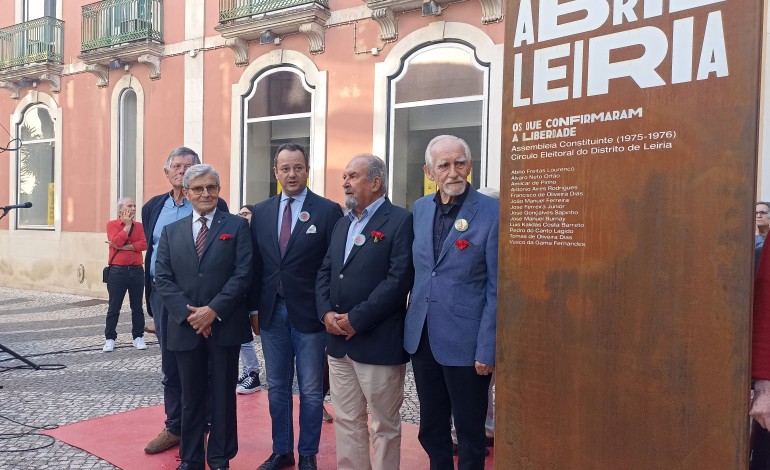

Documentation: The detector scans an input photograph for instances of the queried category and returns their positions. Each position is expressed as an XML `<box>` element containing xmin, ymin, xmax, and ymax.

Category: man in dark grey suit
<box><xmin>155</xmin><ymin>164</ymin><xmax>252</xmax><ymax>470</ymax></box>
<box><xmin>316</xmin><ymin>154</ymin><xmax>414</xmax><ymax>470</ymax></box>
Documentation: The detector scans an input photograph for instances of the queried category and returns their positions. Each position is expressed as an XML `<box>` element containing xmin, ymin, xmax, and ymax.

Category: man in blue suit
<box><xmin>155</xmin><ymin>164</ymin><xmax>252</xmax><ymax>470</ymax></box>
<box><xmin>404</xmin><ymin>135</ymin><xmax>498</xmax><ymax>470</ymax></box>
<box><xmin>249</xmin><ymin>143</ymin><xmax>343</xmax><ymax>470</ymax></box>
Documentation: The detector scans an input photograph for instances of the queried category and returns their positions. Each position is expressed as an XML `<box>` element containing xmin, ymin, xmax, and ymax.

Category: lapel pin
<box><xmin>299</xmin><ymin>211</ymin><xmax>310</xmax><ymax>222</ymax></box>
<box><xmin>454</xmin><ymin>218</ymin><xmax>469</xmax><ymax>232</ymax></box>
<box><xmin>353</xmin><ymin>234</ymin><xmax>366</xmax><ymax>246</ymax></box>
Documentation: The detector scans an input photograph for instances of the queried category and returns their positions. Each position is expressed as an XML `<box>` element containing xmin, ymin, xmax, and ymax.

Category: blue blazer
<box><xmin>404</xmin><ymin>186</ymin><xmax>498</xmax><ymax>367</ymax></box>
<box><xmin>248</xmin><ymin>189</ymin><xmax>343</xmax><ymax>333</ymax></box>
<box><xmin>154</xmin><ymin>210</ymin><xmax>252</xmax><ymax>351</ymax></box>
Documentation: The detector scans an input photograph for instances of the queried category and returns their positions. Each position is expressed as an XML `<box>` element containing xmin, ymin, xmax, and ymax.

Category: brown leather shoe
<box><xmin>144</xmin><ymin>325</ymin><xmax>156</xmax><ymax>335</ymax></box>
<box><xmin>144</xmin><ymin>428</ymin><xmax>181</xmax><ymax>454</ymax></box>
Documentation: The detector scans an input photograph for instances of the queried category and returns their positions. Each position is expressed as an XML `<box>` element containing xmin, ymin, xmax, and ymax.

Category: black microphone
<box><xmin>2</xmin><ymin>202</ymin><xmax>32</xmax><ymax>211</ymax></box>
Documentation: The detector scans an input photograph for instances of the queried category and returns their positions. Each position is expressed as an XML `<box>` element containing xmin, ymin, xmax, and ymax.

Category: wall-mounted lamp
<box><xmin>260</xmin><ymin>31</ymin><xmax>275</xmax><ymax>45</ymax></box>
<box><xmin>422</xmin><ymin>0</ymin><xmax>441</xmax><ymax>16</ymax></box>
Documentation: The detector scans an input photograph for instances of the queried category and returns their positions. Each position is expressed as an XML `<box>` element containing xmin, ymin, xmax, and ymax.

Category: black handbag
<box><xmin>103</xmin><ymin>253</ymin><xmax>118</xmax><ymax>283</ymax></box>
<box><xmin>104</xmin><ymin>225</ymin><xmax>133</xmax><ymax>283</ymax></box>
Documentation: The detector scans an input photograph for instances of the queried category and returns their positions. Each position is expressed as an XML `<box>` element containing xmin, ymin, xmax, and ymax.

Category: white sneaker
<box><xmin>133</xmin><ymin>337</ymin><xmax>148</xmax><ymax>350</ymax></box>
<box><xmin>103</xmin><ymin>339</ymin><xmax>115</xmax><ymax>352</ymax></box>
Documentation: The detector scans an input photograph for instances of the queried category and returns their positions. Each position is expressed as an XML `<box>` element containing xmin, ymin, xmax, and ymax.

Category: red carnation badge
<box><xmin>219</xmin><ymin>233</ymin><xmax>232</xmax><ymax>241</ymax></box>
<box><xmin>455</xmin><ymin>239</ymin><xmax>470</xmax><ymax>250</ymax></box>
<box><xmin>371</xmin><ymin>231</ymin><xmax>385</xmax><ymax>243</ymax></box>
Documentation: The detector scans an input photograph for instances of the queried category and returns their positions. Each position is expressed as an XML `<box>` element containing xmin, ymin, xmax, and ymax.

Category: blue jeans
<box><xmin>260</xmin><ymin>298</ymin><xmax>326</xmax><ymax>456</ymax></box>
<box><xmin>240</xmin><ymin>341</ymin><xmax>260</xmax><ymax>375</ymax></box>
<box><xmin>149</xmin><ymin>289</ymin><xmax>182</xmax><ymax>435</ymax></box>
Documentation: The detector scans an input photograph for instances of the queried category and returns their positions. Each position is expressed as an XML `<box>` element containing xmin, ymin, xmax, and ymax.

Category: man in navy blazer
<box><xmin>248</xmin><ymin>143</ymin><xmax>343</xmax><ymax>470</ymax></box>
<box><xmin>404</xmin><ymin>135</ymin><xmax>498</xmax><ymax>470</ymax></box>
<box><xmin>155</xmin><ymin>164</ymin><xmax>252</xmax><ymax>470</ymax></box>
<box><xmin>141</xmin><ymin>147</ymin><xmax>229</xmax><ymax>455</ymax></box>
<box><xmin>316</xmin><ymin>154</ymin><xmax>414</xmax><ymax>470</ymax></box>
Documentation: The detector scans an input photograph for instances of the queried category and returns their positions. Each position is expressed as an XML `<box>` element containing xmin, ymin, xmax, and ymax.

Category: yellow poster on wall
<box><xmin>47</xmin><ymin>183</ymin><xmax>54</xmax><ymax>226</ymax></box>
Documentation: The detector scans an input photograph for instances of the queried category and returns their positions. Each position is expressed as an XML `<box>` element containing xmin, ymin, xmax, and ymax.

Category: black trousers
<box><xmin>176</xmin><ymin>338</ymin><xmax>240</xmax><ymax>469</ymax></box>
<box><xmin>105</xmin><ymin>265</ymin><xmax>145</xmax><ymax>340</ymax></box>
<box><xmin>149</xmin><ymin>290</ymin><xmax>183</xmax><ymax>435</ymax></box>
<box><xmin>411</xmin><ymin>326</ymin><xmax>491</xmax><ymax>470</ymax></box>
<box><xmin>752</xmin><ymin>420</ymin><xmax>770</xmax><ymax>469</ymax></box>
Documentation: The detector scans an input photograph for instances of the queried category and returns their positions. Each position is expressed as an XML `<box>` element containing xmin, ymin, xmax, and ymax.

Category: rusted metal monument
<box><xmin>497</xmin><ymin>2</ymin><xmax>764</xmax><ymax>468</ymax></box>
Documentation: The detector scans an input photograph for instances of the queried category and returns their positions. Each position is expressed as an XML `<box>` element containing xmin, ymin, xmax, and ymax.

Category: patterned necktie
<box><xmin>279</xmin><ymin>197</ymin><xmax>294</xmax><ymax>258</ymax></box>
<box><xmin>196</xmin><ymin>217</ymin><xmax>208</xmax><ymax>259</ymax></box>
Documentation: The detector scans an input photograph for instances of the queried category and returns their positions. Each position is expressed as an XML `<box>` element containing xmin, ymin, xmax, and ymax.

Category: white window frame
<box><xmin>373</xmin><ymin>21</ymin><xmax>504</xmax><ymax>197</ymax></box>
<box><xmin>241</xmin><ymin>66</ymin><xmax>314</xmax><ymax>204</ymax></box>
<box><xmin>389</xmin><ymin>42</ymin><xmax>490</xmax><ymax>194</ymax></box>
<box><xmin>230</xmin><ymin>50</ymin><xmax>327</xmax><ymax>207</ymax></box>
<box><xmin>16</xmin><ymin>0</ymin><xmax>60</xmax><ymax>22</ymax></box>
<box><xmin>9</xmin><ymin>91</ymin><xmax>62</xmax><ymax>232</ymax></box>
<box><xmin>110</xmin><ymin>74</ymin><xmax>145</xmax><ymax>220</ymax></box>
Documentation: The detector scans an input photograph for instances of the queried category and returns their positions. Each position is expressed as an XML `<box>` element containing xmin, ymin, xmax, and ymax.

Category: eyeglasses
<box><xmin>188</xmin><ymin>185</ymin><xmax>220</xmax><ymax>196</ymax></box>
<box><xmin>757</xmin><ymin>211</ymin><xmax>769</xmax><ymax>216</ymax></box>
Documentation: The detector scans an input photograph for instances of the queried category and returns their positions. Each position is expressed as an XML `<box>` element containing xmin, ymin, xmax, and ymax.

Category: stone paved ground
<box><xmin>0</xmin><ymin>286</ymin><xmax>421</xmax><ymax>469</ymax></box>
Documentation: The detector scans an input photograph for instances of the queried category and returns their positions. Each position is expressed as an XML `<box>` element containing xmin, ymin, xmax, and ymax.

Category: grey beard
<box><xmin>345</xmin><ymin>195</ymin><xmax>358</xmax><ymax>211</ymax></box>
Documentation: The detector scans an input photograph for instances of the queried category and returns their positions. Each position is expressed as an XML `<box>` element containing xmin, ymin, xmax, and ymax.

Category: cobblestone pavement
<box><xmin>0</xmin><ymin>286</ymin><xmax>421</xmax><ymax>469</ymax></box>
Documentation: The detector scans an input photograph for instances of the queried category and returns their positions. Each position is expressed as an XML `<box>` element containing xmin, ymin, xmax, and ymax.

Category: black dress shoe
<box><xmin>176</xmin><ymin>464</ymin><xmax>204</xmax><ymax>470</ymax></box>
<box><xmin>257</xmin><ymin>453</ymin><xmax>295</xmax><ymax>470</ymax></box>
<box><xmin>298</xmin><ymin>455</ymin><xmax>318</xmax><ymax>470</ymax></box>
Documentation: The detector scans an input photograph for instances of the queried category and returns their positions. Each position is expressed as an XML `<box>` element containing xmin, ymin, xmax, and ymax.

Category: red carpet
<box><xmin>43</xmin><ymin>392</ymin><xmax>494</xmax><ymax>469</ymax></box>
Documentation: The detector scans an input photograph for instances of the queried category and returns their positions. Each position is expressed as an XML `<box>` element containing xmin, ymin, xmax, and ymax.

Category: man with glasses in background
<box><xmin>757</xmin><ymin>202</ymin><xmax>770</xmax><ymax>269</ymax></box>
<box><xmin>142</xmin><ymin>147</ymin><xmax>229</xmax><ymax>455</ymax></box>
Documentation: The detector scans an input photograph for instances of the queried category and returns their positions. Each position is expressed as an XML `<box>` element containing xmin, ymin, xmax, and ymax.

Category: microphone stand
<box><xmin>0</xmin><ymin>343</ymin><xmax>41</xmax><ymax>370</ymax></box>
<box><xmin>0</xmin><ymin>203</ymin><xmax>41</xmax><ymax>369</ymax></box>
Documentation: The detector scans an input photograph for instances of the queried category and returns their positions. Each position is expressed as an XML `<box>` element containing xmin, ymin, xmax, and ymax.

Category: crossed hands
<box><xmin>187</xmin><ymin>304</ymin><xmax>217</xmax><ymax>338</ymax></box>
<box><xmin>323</xmin><ymin>311</ymin><xmax>356</xmax><ymax>340</ymax></box>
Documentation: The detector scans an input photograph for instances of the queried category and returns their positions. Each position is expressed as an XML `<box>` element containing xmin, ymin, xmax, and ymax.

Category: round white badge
<box><xmin>299</xmin><ymin>211</ymin><xmax>310</xmax><ymax>222</ymax></box>
<box><xmin>353</xmin><ymin>234</ymin><xmax>366</xmax><ymax>246</ymax></box>
<box><xmin>454</xmin><ymin>218</ymin><xmax>469</xmax><ymax>232</ymax></box>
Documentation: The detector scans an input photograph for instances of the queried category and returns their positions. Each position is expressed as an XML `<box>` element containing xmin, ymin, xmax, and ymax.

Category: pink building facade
<box><xmin>0</xmin><ymin>0</ymin><xmax>504</xmax><ymax>296</ymax></box>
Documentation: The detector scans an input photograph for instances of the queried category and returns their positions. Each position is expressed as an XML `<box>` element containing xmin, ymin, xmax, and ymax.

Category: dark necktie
<box><xmin>279</xmin><ymin>197</ymin><xmax>294</xmax><ymax>258</ymax></box>
<box><xmin>196</xmin><ymin>217</ymin><xmax>208</xmax><ymax>259</ymax></box>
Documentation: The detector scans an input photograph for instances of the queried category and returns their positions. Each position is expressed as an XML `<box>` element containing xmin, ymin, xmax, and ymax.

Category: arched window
<box><xmin>111</xmin><ymin>75</ymin><xmax>145</xmax><ymax>218</ymax></box>
<box><xmin>16</xmin><ymin>104</ymin><xmax>55</xmax><ymax>229</ymax></box>
<box><xmin>118</xmin><ymin>88</ymin><xmax>137</xmax><ymax>200</ymax></box>
<box><xmin>242</xmin><ymin>67</ymin><xmax>313</xmax><ymax>204</ymax></box>
<box><xmin>388</xmin><ymin>43</ymin><xmax>490</xmax><ymax>210</ymax></box>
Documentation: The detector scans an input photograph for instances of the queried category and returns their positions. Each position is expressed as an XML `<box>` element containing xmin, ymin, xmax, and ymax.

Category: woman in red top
<box><xmin>103</xmin><ymin>197</ymin><xmax>148</xmax><ymax>352</ymax></box>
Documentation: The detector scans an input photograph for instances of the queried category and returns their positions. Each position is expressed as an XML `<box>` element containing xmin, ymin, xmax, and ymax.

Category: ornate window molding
<box><xmin>229</xmin><ymin>49</ymin><xmax>327</xmax><ymax>205</ymax></box>
<box><xmin>110</xmin><ymin>74</ymin><xmax>145</xmax><ymax>219</ymax></box>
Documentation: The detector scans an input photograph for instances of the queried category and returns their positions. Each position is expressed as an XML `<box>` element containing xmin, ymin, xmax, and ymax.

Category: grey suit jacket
<box><xmin>155</xmin><ymin>209</ymin><xmax>253</xmax><ymax>351</ymax></box>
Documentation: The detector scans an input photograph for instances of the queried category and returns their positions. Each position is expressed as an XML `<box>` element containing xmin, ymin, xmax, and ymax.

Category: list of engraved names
<box><xmin>509</xmin><ymin>167</ymin><xmax>585</xmax><ymax>247</ymax></box>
